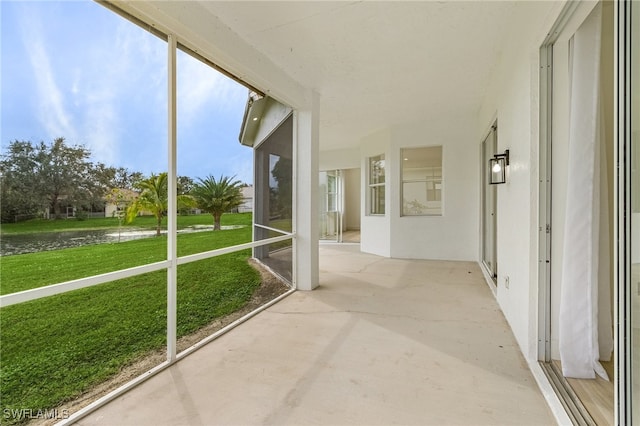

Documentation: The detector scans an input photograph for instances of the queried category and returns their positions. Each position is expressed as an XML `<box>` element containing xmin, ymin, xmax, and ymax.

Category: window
<box><xmin>401</xmin><ymin>146</ymin><xmax>442</xmax><ymax>216</ymax></box>
<box><xmin>368</xmin><ymin>154</ymin><xmax>385</xmax><ymax>215</ymax></box>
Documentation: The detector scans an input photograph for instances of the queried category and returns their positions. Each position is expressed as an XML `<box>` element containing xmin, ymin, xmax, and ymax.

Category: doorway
<box><xmin>481</xmin><ymin>123</ymin><xmax>498</xmax><ymax>284</ymax></box>
<box><xmin>319</xmin><ymin>170</ymin><xmax>342</xmax><ymax>242</ymax></box>
<box><xmin>540</xmin><ymin>2</ymin><xmax>615</xmax><ymax>424</ymax></box>
<box><xmin>319</xmin><ymin>168</ymin><xmax>361</xmax><ymax>243</ymax></box>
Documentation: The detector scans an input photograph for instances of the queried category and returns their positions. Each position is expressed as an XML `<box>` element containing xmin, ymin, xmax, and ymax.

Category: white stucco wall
<box><xmin>389</xmin><ymin>119</ymin><xmax>478</xmax><ymax>261</ymax></box>
<box><xmin>356</xmin><ymin>116</ymin><xmax>479</xmax><ymax>261</ymax></box>
<box><xmin>476</xmin><ymin>1</ymin><xmax>565</xmax><ymax>360</ymax></box>
<box><xmin>319</xmin><ymin>148</ymin><xmax>360</xmax><ymax>171</ymax></box>
<box><xmin>343</xmin><ymin>168</ymin><xmax>361</xmax><ymax>231</ymax></box>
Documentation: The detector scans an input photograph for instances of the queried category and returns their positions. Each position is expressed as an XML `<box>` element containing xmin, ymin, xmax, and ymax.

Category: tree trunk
<box><xmin>156</xmin><ymin>216</ymin><xmax>162</xmax><ymax>236</ymax></box>
<box><xmin>214</xmin><ymin>213</ymin><xmax>221</xmax><ymax>231</ymax></box>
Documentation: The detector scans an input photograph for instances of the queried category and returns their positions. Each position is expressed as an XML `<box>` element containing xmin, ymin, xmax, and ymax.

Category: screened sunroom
<box><xmin>1</xmin><ymin>1</ymin><xmax>638</xmax><ymax>425</ymax></box>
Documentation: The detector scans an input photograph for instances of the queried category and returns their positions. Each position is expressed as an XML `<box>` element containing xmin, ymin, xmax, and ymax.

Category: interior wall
<box><xmin>343</xmin><ymin>168</ymin><xmax>361</xmax><ymax>231</ymax></box>
<box><xmin>476</xmin><ymin>1</ymin><xmax>565</xmax><ymax>360</ymax></box>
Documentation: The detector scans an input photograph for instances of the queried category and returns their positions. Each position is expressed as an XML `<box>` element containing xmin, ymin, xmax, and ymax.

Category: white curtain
<box><xmin>559</xmin><ymin>3</ymin><xmax>613</xmax><ymax>380</ymax></box>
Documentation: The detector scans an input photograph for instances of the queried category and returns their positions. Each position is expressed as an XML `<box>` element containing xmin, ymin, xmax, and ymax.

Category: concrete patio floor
<box><xmin>77</xmin><ymin>245</ymin><xmax>555</xmax><ymax>425</ymax></box>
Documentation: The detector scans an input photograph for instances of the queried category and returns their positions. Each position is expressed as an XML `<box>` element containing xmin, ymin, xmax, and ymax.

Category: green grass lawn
<box><xmin>0</xmin><ymin>213</ymin><xmax>261</xmax><ymax>425</ymax></box>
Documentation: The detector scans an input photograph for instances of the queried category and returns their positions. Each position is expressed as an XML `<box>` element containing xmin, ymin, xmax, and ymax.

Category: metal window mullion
<box><xmin>167</xmin><ymin>34</ymin><xmax>178</xmax><ymax>363</ymax></box>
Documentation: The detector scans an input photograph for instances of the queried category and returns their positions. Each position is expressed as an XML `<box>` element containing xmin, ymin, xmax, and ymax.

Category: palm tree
<box><xmin>191</xmin><ymin>175</ymin><xmax>243</xmax><ymax>230</ymax></box>
<box><xmin>126</xmin><ymin>173</ymin><xmax>193</xmax><ymax>236</ymax></box>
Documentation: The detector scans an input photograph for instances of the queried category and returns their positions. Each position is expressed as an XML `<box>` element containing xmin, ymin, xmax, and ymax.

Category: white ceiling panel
<box><xmin>120</xmin><ymin>1</ymin><xmax>555</xmax><ymax>150</ymax></box>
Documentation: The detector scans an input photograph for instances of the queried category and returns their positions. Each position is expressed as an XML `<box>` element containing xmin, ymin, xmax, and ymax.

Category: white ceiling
<box><xmin>122</xmin><ymin>1</ymin><xmax>552</xmax><ymax>151</ymax></box>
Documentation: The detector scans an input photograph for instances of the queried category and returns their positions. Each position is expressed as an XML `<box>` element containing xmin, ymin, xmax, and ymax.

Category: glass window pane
<box><xmin>368</xmin><ymin>154</ymin><xmax>385</xmax><ymax>215</ymax></box>
<box><xmin>403</xmin><ymin>181</ymin><xmax>427</xmax><ymax>215</ymax></box>
<box><xmin>327</xmin><ymin>174</ymin><xmax>337</xmax><ymax>193</ymax></box>
<box><xmin>370</xmin><ymin>185</ymin><xmax>385</xmax><ymax>215</ymax></box>
<box><xmin>401</xmin><ymin>146</ymin><xmax>443</xmax><ymax>216</ymax></box>
<box><xmin>328</xmin><ymin>193</ymin><xmax>337</xmax><ymax>212</ymax></box>
<box><xmin>369</xmin><ymin>155</ymin><xmax>385</xmax><ymax>185</ymax></box>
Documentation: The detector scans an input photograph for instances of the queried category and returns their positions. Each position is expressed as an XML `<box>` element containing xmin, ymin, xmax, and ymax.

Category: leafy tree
<box><xmin>177</xmin><ymin>176</ymin><xmax>195</xmax><ymax>195</ymax></box>
<box><xmin>125</xmin><ymin>172</ymin><xmax>193</xmax><ymax>236</ymax></box>
<box><xmin>190</xmin><ymin>175</ymin><xmax>243</xmax><ymax>230</ymax></box>
<box><xmin>0</xmin><ymin>141</ymin><xmax>44</xmax><ymax>222</ymax></box>
<box><xmin>0</xmin><ymin>138</ymin><xmax>112</xmax><ymax>221</ymax></box>
<box><xmin>125</xmin><ymin>173</ymin><xmax>167</xmax><ymax>237</ymax></box>
<box><xmin>105</xmin><ymin>188</ymin><xmax>137</xmax><ymax>242</ymax></box>
<box><xmin>270</xmin><ymin>156</ymin><xmax>292</xmax><ymax>219</ymax></box>
<box><xmin>177</xmin><ymin>176</ymin><xmax>196</xmax><ymax>215</ymax></box>
<box><xmin>41</xmin><ymin>138</ymin><xmax>93</xmax><ymax>218</ymax></box>
<box><xmin>111</xmin><ymin>167</ymin><xmax>144</xmax><ymax>190</ymax></box>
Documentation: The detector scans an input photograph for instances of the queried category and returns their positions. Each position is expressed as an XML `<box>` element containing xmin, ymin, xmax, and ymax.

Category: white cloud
<box><xmin>21</xmin><ymin>17</ymin><xmax>76</xmax><ymax>141</ymax></box>
<box><xmin>228</xmin><ymin>154</ymin><xmax>254</xmax><ymax>184</ymax></box>
<box><xmin>10</xmin><ymin>2</ymin><xmax>246</xmax><ymax>177</ymax></box>
<box><xmin>177</xmin><ymin>52</ymin><xmax>247</xmax><ymax>124</ymax></box>
<box><xmin>83</xmin><ymin>92</ymin><xmax>119</xmax><ymax>166</ymax></box>
<box><xmin>73</xmin><ymin>19</ymin><xmax>166</xmax><ymax>168</ymax></box>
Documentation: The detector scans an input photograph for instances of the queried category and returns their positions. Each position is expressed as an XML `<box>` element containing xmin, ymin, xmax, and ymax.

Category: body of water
<box><xmin>0</xmin><ymin>225</ymin><xmax>245</xmax><ymax>256</ymax></box>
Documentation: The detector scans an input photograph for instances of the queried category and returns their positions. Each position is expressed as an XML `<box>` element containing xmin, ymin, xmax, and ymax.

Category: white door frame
<box><xmin>481</xmin><ymin>122</ymin><xmax>498</xmax><ymax>284</ymax></box>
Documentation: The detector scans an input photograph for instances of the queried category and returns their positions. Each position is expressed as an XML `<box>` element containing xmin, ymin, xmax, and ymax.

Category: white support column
<box><xmin>166</xmin><ymin>34</ymin><xmax>178</xmax><ymax>362</ymax></box>
<box><xmin>294</xmin><ymin>91</ymin><xmax>320</xmax><ymax>290</ymax></box>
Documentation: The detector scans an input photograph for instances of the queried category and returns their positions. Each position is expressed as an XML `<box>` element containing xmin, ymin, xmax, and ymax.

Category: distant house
<box><xmin>236</xmin><ymin>185</ymin><xmax>253</xmax><ymax>213</ymax></box>
<box><xmin>104</xmin><ymin>188</ymin><xmax>138</xmax><ymax>218</ymax></box>
<box><xmin>44</xmin><ymin>196</ymin><xmax>105</xmax><ymax>219</ymax></box>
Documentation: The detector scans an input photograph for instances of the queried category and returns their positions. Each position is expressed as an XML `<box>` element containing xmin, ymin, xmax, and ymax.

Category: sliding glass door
<box><xmin>481</xmin><ymin>125</ymin><xmax>497</xmax><ymax>282</ymax></box>
<box><xmin>319</xmin><ymin>170</ymin><xmax>343</xmax><ymax>242</ymax></box>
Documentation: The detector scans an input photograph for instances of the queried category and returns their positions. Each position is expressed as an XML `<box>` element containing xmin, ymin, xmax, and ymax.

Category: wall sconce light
<box><xmin>489</xmin><ymin>149</ymin><xmax>509</xmax><ymax>185</ymax></box>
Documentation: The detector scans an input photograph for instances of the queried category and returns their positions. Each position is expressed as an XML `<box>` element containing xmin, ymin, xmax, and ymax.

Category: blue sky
<box><xmin>1</xmin><ymin>0</ymin><xmax>254</xmax><ymax>183</ymax></box>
